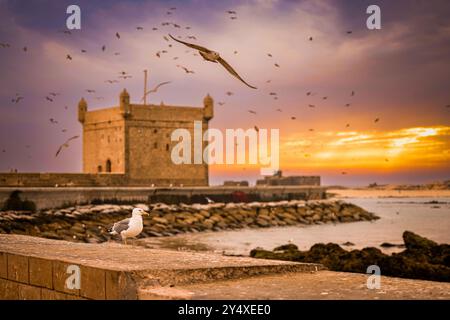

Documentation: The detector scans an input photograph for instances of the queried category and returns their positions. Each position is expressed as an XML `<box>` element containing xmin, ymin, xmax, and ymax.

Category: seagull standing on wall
<box><xmin>109</xmin><ymin>208</ymin><xmax>149</xmax><ymax>244</ymax></box>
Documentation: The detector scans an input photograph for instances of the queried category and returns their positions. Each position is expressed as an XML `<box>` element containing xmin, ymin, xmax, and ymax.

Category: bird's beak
<box><xmin>143</xmin><ymin>212</ymin><xmax>149</xmax><ymax>216</ymax></box>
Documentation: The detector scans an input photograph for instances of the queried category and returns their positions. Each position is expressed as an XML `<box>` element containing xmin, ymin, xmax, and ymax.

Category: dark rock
<box><xmin>274</xmin><ymin>244</ymin><xmax>298</xmax><ymax>251</ymax></box>
<box><xmin>403</xmin><ymin>231</ymin><xmax>437</xmax><ymax>251</ymax></box>
<box><xmin>251</xmin><ymin>231</ymin><xmax>450</xmax><ymax>282</ymax></box>
<box><xmin>380</xmin><ymin>242</ymin><xmax>405</xmax><ymax>248</ymax></box>
<box><xmin>342</xmin><ymin>241</ymin><xmax>355</xmax><ymax>246</ymax></box>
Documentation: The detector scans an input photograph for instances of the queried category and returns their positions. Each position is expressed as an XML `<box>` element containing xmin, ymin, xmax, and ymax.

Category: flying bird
<box><xmin>55</xmin><ymin>135</ymin><xmax>79</xmax><ymax>157</ymax></box>
<box><xmin>345</xmin><ymin>103</ymin><xmax>351</xmax><ymax>107</ymax></box>
<box><xmin>274</xmin><ymin>63</ymin><xmax>280</xmax><ymax>68</ymax></box>
<box><xmin>248</xmin><ymin>110</ymin><xmax>257</xmax><ymax>114</ymax></box>
<box><xmin>291</xmin><ymin>116</ymin><xmax>296</xmax><ymax>120</ymax></box>
<box><xmin>267</xmin><ymin>53</ymin><xmax>272</xmax><ymax>57</ymax></box>
<box><xmin>116</xmin><ymin>32</ymin><xmax>121</xmax><ymax>39</ymax></box>
<box><xmin>169</xmin><ymin>34</ymin><xmax>257</xmax><ymax>89</ymax></box>
<box><xmin>308</xmin><ymin>104</ymin><xmax>315</xmax><ymax>108</ymax></box>
<box><xmin>109</xmin><ymin>208</ymin><xmax>149</xmax><ymax>244</ymax></box>
<box><xmin>66</xmin><ymin>54</ymin><xmax>72</xmax><ymax>60</ymax></box>
<box><xmin>23</xmin><ymin>46</ymin><xmax>28</xmax><ymax>52</ymax></box>
<box><xmin>46</xmin><ymin>96</ymin><xmax>54</xmax><ymax>102</ymax></box>
<box><xmin>141</xmin><ymin>81</ymin><xmax>172</xmax><ymax>101</ymax></box>
<box><xmin>12</xmin><ymin>95</ymin><xmax>24</xmax><ymax>104</ymax></box>
<box><xmin>81</xmin><ymin>49</ymin><xmax>87</xmax><ymax>53</ymax></box>
<box><xmin>351</xmin><ymin>90</ymin><xmax>355</xmax><ymax>96</ymax></box>
<box><xmin>309</xmin><ymin>36</ymin><xmax>313</xmax><ymax>41</ymax></box>
<box><xmin>102</xmin><ymin>45</ymin><xmax>106</xmax><ymax>51</ymax></box>
<box><xmin>86</xmin><ymin>89</ymin><xmax>96</xmax><ymax>94</ymax></box>
<box><xmin>226</xmin><ymin>10</ymin><xmax>237</xmax><ymax>14</ymax></box>
<box><xmin>218</xmin><ymin>102</ymin><xmax>225</xmax><ymax>106</ymax></box>
<box><xmin>226</xmin><ymin>91</ymin><xmax>233</xmax><ymax>96</ymax></box>
<box><xmin>254</xmin><ymin>126</ymin><xmax>259</xmax><ymax>132</ymax></box>
<box><xmin>49</xmin><ymin>118</ymin><xmax>58</xmax><ymax>124</ymax></box>
<box><xmin>374</xmin><ymin>118</ymin><xmax>380</xmax><ymax>123</ymax></box>
<box><xmin>177</xmin><ymin>65</ymin><xmax>195</xmax><ymax>74</ymax></box>
<box><xmin>136</xmin><ymin>26</ymin><xmax>143</xmax><ymax>30</ymax></box>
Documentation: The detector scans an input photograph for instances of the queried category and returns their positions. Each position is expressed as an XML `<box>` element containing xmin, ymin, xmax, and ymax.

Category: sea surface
<box><xmin>139</xmin><ymin>197</ymin><xmax>450</xmax><ymax>256</ymax></box>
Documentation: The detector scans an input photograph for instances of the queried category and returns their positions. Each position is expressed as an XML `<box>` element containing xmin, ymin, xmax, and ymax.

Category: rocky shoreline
<box><xmin>0</xmin><ymin>200</ymin><xmax>379</xmax><ymax>243</ymax></box>
<box><xmin>250</xmin><ymin>231</ymin><xmax>450</xmax><ymax>282</ymax></box>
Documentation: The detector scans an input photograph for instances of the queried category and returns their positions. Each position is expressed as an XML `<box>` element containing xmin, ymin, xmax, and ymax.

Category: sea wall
<box><xmin>0</xmin><ymin>186</ymin><xmax>327</xmax><ymax>210</ymax></box>
<box><xmin>0</xmin><ymin>200</ymin><xmax>379</xmax><ymax>243</ymax></box>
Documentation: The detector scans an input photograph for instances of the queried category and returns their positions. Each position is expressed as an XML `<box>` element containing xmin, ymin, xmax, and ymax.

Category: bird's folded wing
<box><xmin>217</xmin><ymin>57</ymin><xmax>257</xmax><ymax>89</ymax></box>
<box><xmin>112</xmin><ymin>218</ymin><xmax>131</xmax><ymax>233</ymax></box>
<box><xmin>169</xmin><ymin>34</ymin><xmax>212</xmax><ymax>53</ymax></box>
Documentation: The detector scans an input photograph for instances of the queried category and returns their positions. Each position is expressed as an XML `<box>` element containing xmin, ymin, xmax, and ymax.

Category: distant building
<box><xmin>256</xmin><ymin>170</ymin><xmax>320</xmax><ymax>186</ymax></box>
<box><xmin>0</xmin><ymin>90</ymin><xmax>213</xmax><ymax>187</ymax></box>
<box><xmin>78</xmin><ymin>89</ymin><xmax>213</xmax><ymax>186</ymax></box>
<box><xmin>223</xmin><ymin>180</ymin><xmax>249</xmax><ymax>187</ymax></box>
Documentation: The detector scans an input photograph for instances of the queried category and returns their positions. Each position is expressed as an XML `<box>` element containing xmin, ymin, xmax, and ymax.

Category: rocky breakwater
<box><xmin>250</xmin><ymin>231</ymin><xmax>450</xmax><ymax>282</ymax></box>
<box><xmin>0</xmin><ymin>200</ymin><xmax>379</xmax><ymax>243</ymax></box>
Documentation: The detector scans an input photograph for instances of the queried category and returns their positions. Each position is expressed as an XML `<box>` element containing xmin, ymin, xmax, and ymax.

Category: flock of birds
<box><xmin>1</xmin><ymin>6</ymin><xmax>449</xmax><ymax>172</ymax></box>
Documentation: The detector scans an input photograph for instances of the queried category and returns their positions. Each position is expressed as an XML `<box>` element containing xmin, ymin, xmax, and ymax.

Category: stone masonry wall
<box><xmin>0</xmin><ymin>252</ymin><xmax>136</xmax><ymax>299</ymax></box>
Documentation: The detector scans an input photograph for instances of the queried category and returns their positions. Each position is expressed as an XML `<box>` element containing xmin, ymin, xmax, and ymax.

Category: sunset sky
<box><xmin>0</xmin><ymin>0</ymin><xmax>449</xmax><ymax>186</ymax></box>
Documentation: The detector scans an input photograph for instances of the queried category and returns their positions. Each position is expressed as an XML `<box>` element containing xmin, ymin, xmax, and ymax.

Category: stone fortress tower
<box><xmin>78</xmin><ymin>89</ymin><xmax>214</xmax><ymax>186</ymax></box>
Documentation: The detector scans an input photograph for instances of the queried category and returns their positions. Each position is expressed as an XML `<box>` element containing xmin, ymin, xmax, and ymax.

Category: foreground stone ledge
<box><xmin>0</xmin><ymin>234</ymin><xmax>324</xmax><ymax>300</ymax></box>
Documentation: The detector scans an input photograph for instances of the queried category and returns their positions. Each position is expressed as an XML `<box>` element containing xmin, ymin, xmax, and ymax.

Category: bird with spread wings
<box><xmin>55</xmin><ymin>135</ymin><xmax>79</xmax><ymax>157</ymax></box>
<box><xmin>141</xmin><ymin>81</ymin><xmax>171</xmax><ymax>102</ymax></box>
<box><xmin>169</xmin><ymin>34</ymin><xmax>257</xmax><ymax>89</ymax></box>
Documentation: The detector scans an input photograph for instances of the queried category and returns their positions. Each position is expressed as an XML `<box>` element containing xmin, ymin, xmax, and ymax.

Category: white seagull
<box><xmin>109</xmin><ymin>208</ymin><xmax>149</xmax><ymax>244</ymax></box>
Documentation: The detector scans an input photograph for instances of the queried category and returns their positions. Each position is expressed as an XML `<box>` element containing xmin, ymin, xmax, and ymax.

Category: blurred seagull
<box><xmin>141</xmin><ymin>81</ymin><xmax>171</xmax><ymax>101</ymax></box>
<box><xmin>55</xmin><ymin>136</ymin><xmax>79</xmax><ymax>157</ymax></box>
<box><xmin>169</xmin><ymin>34</ymin><xmax>257</xmax><ymax>89</ymax></box>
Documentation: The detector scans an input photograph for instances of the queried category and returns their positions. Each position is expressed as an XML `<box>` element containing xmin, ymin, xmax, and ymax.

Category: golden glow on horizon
<box><xmin>210</xmin><ymin>126</ymin><xmax>450</xmax><ymax>173</ymax></box>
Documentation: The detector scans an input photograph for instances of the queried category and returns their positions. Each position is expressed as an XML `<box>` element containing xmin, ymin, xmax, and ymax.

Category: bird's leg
<box><xmin>123</xmin><ymin>238</ymin><xmax>127</xmax><ymax>245</ymax></box>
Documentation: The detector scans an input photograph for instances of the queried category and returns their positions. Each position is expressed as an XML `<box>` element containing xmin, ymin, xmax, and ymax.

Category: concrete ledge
<box><xmin>0</xmin><ymin>234</ymin><xmax>324</xmax><ymax>300</ymax></box>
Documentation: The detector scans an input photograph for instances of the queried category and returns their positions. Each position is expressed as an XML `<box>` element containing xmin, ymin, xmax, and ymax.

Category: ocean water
<box><xmin>141</xmin><ymin>197</ymin><xmax>450</xmax><ymax>256</ymax></box>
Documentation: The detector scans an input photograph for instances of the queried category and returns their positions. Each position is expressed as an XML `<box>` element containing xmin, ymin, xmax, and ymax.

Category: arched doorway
<box><xmin>106</xmin><ymin>159</ymin><xmax>112</xmax><ymax>173</ymax></box>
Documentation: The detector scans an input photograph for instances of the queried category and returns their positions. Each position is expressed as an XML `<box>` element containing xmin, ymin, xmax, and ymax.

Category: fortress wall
<box><xmin>0</xmin><ymin>185</ymin><xmax>327</xmax><ymax>210</ymax></box>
